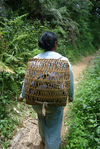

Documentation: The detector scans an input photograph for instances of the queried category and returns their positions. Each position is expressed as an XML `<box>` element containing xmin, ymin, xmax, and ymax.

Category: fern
<box><xmin>5</xmin><ymin>55</ymin><xmax>19</xmax><ymax>64</ymax></box>
<box><xmin>7</xmin><ymin>13</ymin><xmax>29</xmax><ymax>25</ymax></box>
<box><xmin>0</xmin><ymin>61</ymin><xmax>15</xmax><ymax>74</ymax></box>
<box><xmin>48</xmin><ymin>8</ymin><xmax>62</xmax><ymax>21</ymax></box>
<box><xmin>10</xmin><ymin>34</ymin><xmax>28</xmax><ymax>44</ymax></box>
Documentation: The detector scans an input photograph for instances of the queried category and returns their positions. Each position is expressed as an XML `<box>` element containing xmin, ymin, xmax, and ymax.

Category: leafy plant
<box><xmin>0</xmin><ymin>0</ymin><xmax>100</xmax><ymax>147</ymax></box>
<box><xmin>65</xmin><ymin>55</ymin><xmax>100</xmax><ymax>149</ymax></box>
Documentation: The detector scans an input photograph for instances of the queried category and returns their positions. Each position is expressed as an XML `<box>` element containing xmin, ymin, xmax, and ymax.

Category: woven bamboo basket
<box><xmin>24</xmin><ymin>58</ymin><xmax>70</xmax><ymax>106</ymax></box>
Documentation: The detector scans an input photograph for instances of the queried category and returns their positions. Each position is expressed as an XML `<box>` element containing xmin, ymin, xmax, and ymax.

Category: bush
<box><xmin>65</xmin><ymin>55</ymin><xmax>100</xmax><ymax>149</ymax></box>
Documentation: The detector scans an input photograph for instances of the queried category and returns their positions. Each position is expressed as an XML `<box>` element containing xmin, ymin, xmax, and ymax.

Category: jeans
<box><xmin>32</xmin><ymin>105</ymin><xmax>64</xmax><ymax>149</ymax></box>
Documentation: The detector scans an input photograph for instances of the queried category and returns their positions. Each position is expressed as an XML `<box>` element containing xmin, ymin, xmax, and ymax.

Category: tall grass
<box><xmin>65</xmin><ymin>54</ymin><xmax>100</xmax><ymax>149</ymax></box>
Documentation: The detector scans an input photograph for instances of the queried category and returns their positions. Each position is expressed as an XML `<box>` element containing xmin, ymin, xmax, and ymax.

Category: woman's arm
<box><xmin>19</xmin><ymin>81</ymin><xmax>25</xmax><ymax>101</ymax></box>
<box><xmin>69</xmin><ymin>63</ymin><xmax>74</xmax><ymax>102</ymax></box>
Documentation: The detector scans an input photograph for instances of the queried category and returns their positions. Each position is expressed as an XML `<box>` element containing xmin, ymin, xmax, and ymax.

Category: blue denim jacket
<box><xmin>20</xmin><ymin>51</ymin><xmax>74</xmax><ymax>100</ymax></box>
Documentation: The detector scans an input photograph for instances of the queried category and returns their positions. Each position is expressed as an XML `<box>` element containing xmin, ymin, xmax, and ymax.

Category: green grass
<box><xmin>0</xmin><ymin>97</ymin><xmax>36</xmax><ymax>148</ymax></box>
<box><xmin>64</xmin><ymin>55</ymin><xmax>100</xmax><ymax>149</ymax></box>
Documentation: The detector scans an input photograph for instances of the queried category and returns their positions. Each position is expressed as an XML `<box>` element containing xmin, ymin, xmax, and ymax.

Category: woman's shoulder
<box><xmin>33</xmin><ymin>51</ymin><xmax>61</xmax><ymax>59</ymax></box>
<box><xmin>33</xmin><ymin>51</ymin><xmax>70</xmax><ymax>63</ymax></box>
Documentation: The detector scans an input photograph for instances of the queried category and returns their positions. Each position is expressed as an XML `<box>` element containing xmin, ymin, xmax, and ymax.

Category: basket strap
<box><xmin>42</xmin><ymin>102</ymin><xmax>48</xmax><ymax>116</ymax></box>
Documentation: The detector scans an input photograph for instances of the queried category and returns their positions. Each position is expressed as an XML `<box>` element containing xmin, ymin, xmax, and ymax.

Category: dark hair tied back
<box><xmin>38</xmin><ymin>31</ymin><xmax>57</xmax><ymax>51</ymax></box>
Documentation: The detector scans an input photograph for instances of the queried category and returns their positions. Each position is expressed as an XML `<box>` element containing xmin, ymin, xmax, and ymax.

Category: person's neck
<box><xmin>45</xmin><ymin>48</ymin><xmax>56</xmax><ymax>52</ymax></box>
<box><xmin>51</xmin><ymin>48</ymin><xmax>56</xmax><ymax>52</ymax></box>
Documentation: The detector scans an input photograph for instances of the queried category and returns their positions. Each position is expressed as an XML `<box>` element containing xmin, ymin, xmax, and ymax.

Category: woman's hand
<box><xmin>18</xmin><ymin>96</ymin><xmax>24</xmax><ymax>102</ymax></box>
<box><xmin>68</xmin><ymin>97</ymin><xmax>73</xmax><ymax>102</ymax></box>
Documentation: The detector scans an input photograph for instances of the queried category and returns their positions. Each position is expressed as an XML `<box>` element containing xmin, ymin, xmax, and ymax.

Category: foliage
<box><xmin>0</xmin><ymin>115</ymin><xmax>18</xmax><ymax>148</ymax></box>
<box><xmin>2</xmin><ymin>0</ymin><xmax>100</xmax><ymax>49</ymax></box>
<box><xmin>64</xmin><ymin>55</ymin><xmax>100</xmax><ymax>149</ymax></box>
<box><xmin>0</xmin><ymin>15</ymin><xmax>42</xmax><ymax>148</ymax></box>
<box><xmin>0</xmin><ymin>0</ymin><xmax>100</xmax><ymax>147</ymax></box>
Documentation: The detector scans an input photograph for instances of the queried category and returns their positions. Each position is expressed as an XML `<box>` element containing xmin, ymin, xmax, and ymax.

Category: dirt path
<box><xmin>72</xmin><ymin>56</ymin><xmax>94</xmax><ymax>86</ymax></box>
<box><xmin>8</xmin><ymin>55</ymin><xmax>95</xmax><ymax>149</ymax></box>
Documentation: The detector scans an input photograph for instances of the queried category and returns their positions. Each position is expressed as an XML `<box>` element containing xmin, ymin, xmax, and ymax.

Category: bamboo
<box><xmin>24</xmin><ymin>58</ymin><xmax>70</xmax><ymax>106</ymax></box>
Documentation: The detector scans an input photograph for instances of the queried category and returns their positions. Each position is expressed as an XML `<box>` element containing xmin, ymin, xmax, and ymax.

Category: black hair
<box><xmin>38</xmin><ymin>31</ymin><xmax>57</xmax><ymax>51</ymax></box>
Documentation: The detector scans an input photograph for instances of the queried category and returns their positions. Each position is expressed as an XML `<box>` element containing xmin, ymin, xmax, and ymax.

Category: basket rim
<box><xmin>29</xmin><ymin>58</ymin><xmax>69</xmax><ymax>63</ymax></box>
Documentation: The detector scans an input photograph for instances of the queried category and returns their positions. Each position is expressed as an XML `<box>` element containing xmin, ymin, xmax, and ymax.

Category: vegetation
<box><xmin>65</xmin><ymin>55</ymin><xmax>100</xmax><ymax>149</ymax></box>
<box><xmin>0</xmin><ymin>0</ymin><xmax>100</xmax><ymax>148</ymax></box>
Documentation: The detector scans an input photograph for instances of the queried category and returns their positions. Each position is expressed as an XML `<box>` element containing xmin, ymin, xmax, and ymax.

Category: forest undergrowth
<box><xmin>0</xmin><ymin>0</ymin><xmax>100</xmax><ymax>148</ymax></box>
<box><xmin>0</xmin><ymin>17</ymin><xmax>99</xmax><ymax>149</ymax></box>
<box><xmin>64</xmin><ymin>53</ymin><xmax>100</xmax><ymax>149</ymax></box>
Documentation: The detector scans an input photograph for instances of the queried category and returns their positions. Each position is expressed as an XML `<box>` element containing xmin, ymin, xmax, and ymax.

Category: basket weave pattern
<box><xmin>24</xmin><ymin>58</ymin><xmax>70</xmax><ymax>106</ymax></box>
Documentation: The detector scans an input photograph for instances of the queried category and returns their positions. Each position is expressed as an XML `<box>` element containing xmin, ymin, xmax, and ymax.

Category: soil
<box><xmin>8</xmin><ymin>55</ymin><xmax>95</xmax><ymax>149</ymax></box>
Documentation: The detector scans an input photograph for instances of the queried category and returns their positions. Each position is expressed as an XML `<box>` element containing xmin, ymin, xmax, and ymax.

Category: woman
<box><xmin>19</xmin><ymin>31</ymin><xmax>74</xmax><ymax>149</ymax></box>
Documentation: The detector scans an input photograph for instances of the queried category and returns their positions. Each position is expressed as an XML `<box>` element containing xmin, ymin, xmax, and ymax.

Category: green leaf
<box><xmin>0</xmin><ymin>61</ymin><xmax>15</xmax><ymax>74</ymax></box>
<box><xmin>96</xmin><ymin>126</ymin><xmax>100</xmax><ymax>135</ymax></box>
